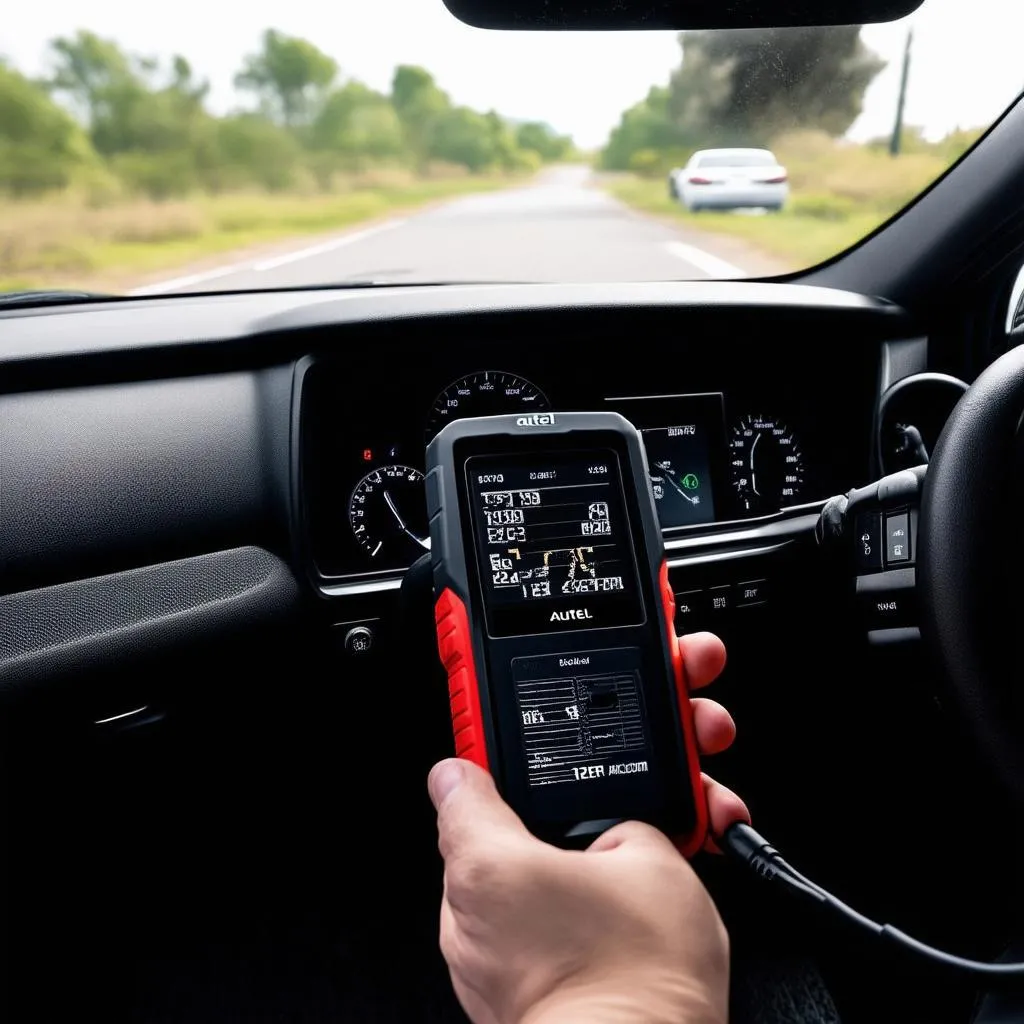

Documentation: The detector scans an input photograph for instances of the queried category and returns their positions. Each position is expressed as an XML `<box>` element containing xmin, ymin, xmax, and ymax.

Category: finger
<box><xmin>438</xmin><ymin>893</ymin><xmax>458</xmax><ymax>964</ymax></box>
<box><xmin>702</xmin><ymin>772</ymin><xmax>751</xmax><ymax>853</ymax></box>
<box><xmin>692</xmin><ymin>697</ymin><xmax>736</xmax><ymax>756</ymax></box>
<box><xmin>428</xmin><ymin>758</ymin><xmax>530</xmax><ymax>861</ymax></box>
<box><xmin>587</xmin><ymin>818</ymin><xmax>678</xmax><ymax>855</ymax></box>
<box><xmin>678</xmin><ymin>632</ymin><xmax>727</xmax><ymax>691</ymax></box>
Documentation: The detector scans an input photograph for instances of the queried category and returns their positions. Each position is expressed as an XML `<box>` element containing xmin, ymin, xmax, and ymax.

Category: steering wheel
<box><xmin>920</xmin><ymin>343</ymin><xmax>1024</xmax><ymax>810</ymax></box>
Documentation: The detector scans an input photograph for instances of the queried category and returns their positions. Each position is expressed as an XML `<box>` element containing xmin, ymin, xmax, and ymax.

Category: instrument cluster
<box><xmin>303</xmin><ymin>365</ymin><xmax>824</xmax><ymax>582</ymax></box>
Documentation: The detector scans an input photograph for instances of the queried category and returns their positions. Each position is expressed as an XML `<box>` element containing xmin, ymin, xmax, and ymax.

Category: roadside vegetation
<box><xmin>0</xmin><ymin>30</ymin><xmax>575</xmax><ymax>290</ymax></box>
<box><xmin>597</xmin><ymin>28</ymin><xmax>984</xmax><ymax>270</ymax></box>
<box><xmin>0</xmin><ymin>174</ymin><xmax>518</xmax><ymax>292</ymax></box>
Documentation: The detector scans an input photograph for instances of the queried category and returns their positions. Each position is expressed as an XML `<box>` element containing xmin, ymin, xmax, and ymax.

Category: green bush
<box><xmin>628</xmin><ymin>149</ymin><xmax>664</xmax><ymax>178</ymax></box>
<box><xmin>210</xmin><ymin>114</ymin><xmax>301</xmax><ymax>192</ymax></box>
<box><xmin>109</xmin><ymin>152</ymin><xmax>199</xmax><ymax>199</ymax></box>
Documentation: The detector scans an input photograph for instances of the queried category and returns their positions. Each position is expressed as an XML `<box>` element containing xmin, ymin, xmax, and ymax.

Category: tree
<box><xmin>601</xmin><ymin>87</ymin><xmax>680</xmax><ymax>170</ymax></box>
<box><xmin>515</xmin><ymin>121</ymin><xmax>573</xmax><ymax>162</ymax></box>
<box><xmin>0</xmin><ymin>62</ymin><xmax>98</xmax><ymax>195</ymax></box>
<box><xmin>390</xmin><ymin>65</ymin><xmax>450</xmax><ymax>165</ymax></box>
<box><xmin>6</xmin><ymin>36</ymin><xmax>557</xmax><ymax>201</ymax></box>
<box><xmin>48</xmin><ymin>30</ymin><xmax>135</xmax><ymax>127</ymax></box>
<box><xmin>601</xmin><ymin>27</ymin><xmax>884</xmax><ymax>169</ymax></box>
<box><xmin>235</xmin><ymin>29</ymin><xmax>337</xmax><ymax>127</ymax></box>
<box><xmin>391</xmin><ymin>65</ymin><xmax>447</xmax><ymax>122</ymax></box>
<box><xmin>668</xmin><ymin>28</ymin><xmax>885</xmax><ymax>145</ymax></box>
<box><xmin>311</xmin><ymin>81</ymin><xmax>404</xmax><ymax>168</ymax></box>
<box><xmin>427</xmin><ymin>106</ymin><xmax>500</xmax><ymax>172</ymax></box>
<box><xmin>48</xmin><ymin>33</ymin><xmax>227</xmax><ymax>197</ymax></box>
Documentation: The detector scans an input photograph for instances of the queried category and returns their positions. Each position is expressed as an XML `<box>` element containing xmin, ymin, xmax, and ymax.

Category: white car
<box><xmin>673</xmin><ymin>148</ymin><xmax>789</xmax><ymax>212</ymax></box>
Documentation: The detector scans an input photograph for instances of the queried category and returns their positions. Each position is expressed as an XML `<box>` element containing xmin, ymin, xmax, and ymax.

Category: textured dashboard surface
<box><xmin>0</xmin><ymin>373</ymin><xmax>272</xmax><ymax>592</ymax></box>
<box><xmin>0</xmin><ymin>546</ymin><xmax>298</xmax><ymax>695</ymax></box>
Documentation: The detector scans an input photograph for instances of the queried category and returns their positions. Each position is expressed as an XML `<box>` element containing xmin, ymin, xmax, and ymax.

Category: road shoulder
<box><xmin>593</xmin><ymin>174</ymin><xmax>793</xmax><ymax>278</ymax></box>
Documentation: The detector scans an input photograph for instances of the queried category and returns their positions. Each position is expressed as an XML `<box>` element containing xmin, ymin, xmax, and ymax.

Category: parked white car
<box><xmin>671</xmin><ymin>148</ymin><xmax>789</xmax><ymax>212</ymax></box>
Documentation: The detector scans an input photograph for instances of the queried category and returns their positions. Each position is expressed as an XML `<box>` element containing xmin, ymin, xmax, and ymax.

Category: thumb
<box><xmin>587</xmin><ymin>819</ymin><xmax>679</xmax><ymax>856</ymax></box>
<box><xmin>428</xmin><ymin>758</ymin><xmax>530</xmax><ymax>861</ymax></box>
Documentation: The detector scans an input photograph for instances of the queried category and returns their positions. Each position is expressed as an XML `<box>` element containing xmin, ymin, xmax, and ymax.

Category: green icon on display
<box><xmin>682</xmin><ymin>473</ymin><xmax>700</xmax><ymax>491</ymax></box>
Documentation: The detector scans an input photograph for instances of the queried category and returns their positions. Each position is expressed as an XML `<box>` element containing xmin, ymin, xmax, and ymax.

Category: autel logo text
<box><xmin>549</xmin><ymin>608</ymin><xmax>594</xmax><ymax>622</ymax></box>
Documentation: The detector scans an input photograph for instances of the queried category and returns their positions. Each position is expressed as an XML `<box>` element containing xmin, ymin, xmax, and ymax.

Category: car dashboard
<box><xmin>302</xmin><ymin>342</ymin><xmax>868</xmax><ymax>586</ymax></box>
<box><xmin>289</xmin><ymin>291</ymin><xmax>900</xmax><ymax>666</ymax></box>
<box><xmin>15</xmin><ymin>280</ymin><xmax>1004</xmax><ymax>1024</ymax></box>
<box><xmin>0</xmin><ymin>282</ymin><xmax>915</xmax><ymax>680</ymax></box>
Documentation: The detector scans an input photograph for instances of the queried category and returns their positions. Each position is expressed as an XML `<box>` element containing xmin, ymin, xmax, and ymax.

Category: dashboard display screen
<box><xmin>466</xmin><ymin>450</ymin><xmax>645</xmax><ymax>637</ymax></box>
<box><xmin>605</xmin><ymin>393</ymin><xmax>726</xmax><ymax>533</ymax></box>
<box><xmin>641</xmin><ymin>425</ymin><xmax>716</xmax><ymax>528</ymax></box>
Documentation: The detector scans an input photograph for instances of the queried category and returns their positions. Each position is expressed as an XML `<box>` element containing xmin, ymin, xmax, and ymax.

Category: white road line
<box><xmin>252</xmin><ymin>218</ymin><xmax>405</xmax><ymax>271</ymax></box>
<box><xmin>129</xmin><ymin>263</ymin><xmax>252</xmax><ymax>296</ymax></box>
<box><xmin>128</xmin><ymin>217</ymin><xmax>407</xmax><ymax>296</ymax></box>
<box><xmin>663</xmin><ymin>241</ymin><xmax>745</xmax><ymax>279</ymax></box>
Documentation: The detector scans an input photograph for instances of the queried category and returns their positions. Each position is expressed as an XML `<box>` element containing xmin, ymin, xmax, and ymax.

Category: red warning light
<box><xmin>362</xmin><ymin>448</ymin><xmax>373</xmax><ymax>462</ymax></box>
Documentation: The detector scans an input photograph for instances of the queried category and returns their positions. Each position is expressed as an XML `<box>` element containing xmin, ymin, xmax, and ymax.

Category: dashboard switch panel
<box><xmin>885</xmin><ymin>511</ymin><xmax>912</xmax><ymax>565</ymax></box>
<box><xmin>855</xmin><ymin>511</ymin><xmax>884</xmax><ymax>573</ymax></box>
<box><xmin>675</xmin><ymin>590</ymin><xmax>703</xmax><ymax>628</ymax></box>
<box><xmin>735</xmin><ymin>579</ymin><xmax>769</xmax><ymax>608</ymax></box>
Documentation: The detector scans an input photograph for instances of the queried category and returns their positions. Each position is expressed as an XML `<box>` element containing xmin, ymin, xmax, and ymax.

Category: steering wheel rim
<box><xmin>919</xmin><ymin>343</ymin><xmax>1024</xmax><ymax>809</ymax></box>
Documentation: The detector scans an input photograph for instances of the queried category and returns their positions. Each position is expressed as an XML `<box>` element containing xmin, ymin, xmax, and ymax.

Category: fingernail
<box><xmin>428</xmin><ymin>759</ymin><xmax>465</xmax><ymax>809</ymax></box>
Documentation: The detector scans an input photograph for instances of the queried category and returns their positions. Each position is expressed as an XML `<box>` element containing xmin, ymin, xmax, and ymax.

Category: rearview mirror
<box><xmin>441</xmin><ymin>0</ymin><xmax>923</xmax><ymax>30</ymax></box>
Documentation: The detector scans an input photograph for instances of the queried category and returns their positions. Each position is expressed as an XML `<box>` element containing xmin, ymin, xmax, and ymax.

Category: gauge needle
<box><xmin>384</xmin><ymin>490</ymin><xmax>431</xmax><ymax>550</ymax></box>
<box><xmin>654</xmin><ymin>462</ymin><xmax>698</xmax><ymax>505</ymax></box>
<box><xmin>750</xmin><ymin>432</ymin><xmax>761</xmax><ymax>496</ymax></box>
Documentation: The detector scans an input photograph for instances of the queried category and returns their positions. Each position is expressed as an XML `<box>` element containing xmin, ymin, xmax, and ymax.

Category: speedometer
<box><xmin>729</xmin><ymin>415</ymin><xmax>805</xmax><ymax>513</ymax></box>
<box><xmin>348</xmin><ymin>464</ymin><xmax>428</xmax><ymax>562</ymax></box>
<box><xmin>427</xmin><ymin>371</ymin><xmax>549</xmax><ymax>439</ymax></box>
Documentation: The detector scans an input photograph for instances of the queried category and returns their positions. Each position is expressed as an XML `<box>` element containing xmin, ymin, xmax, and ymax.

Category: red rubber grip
<box><xmin>659</xmin><ymin>561</ymin><xmax>710</xmax><ymax>857</ymax></box>
<box><xmin>435</xmin><ymin>588</ymin><xmax>490</xmax><ymax>771</ymax></box>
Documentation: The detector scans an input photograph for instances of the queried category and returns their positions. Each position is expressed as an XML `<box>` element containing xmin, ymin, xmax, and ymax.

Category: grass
<box><xmin>602</xmin><ymin>130</ymin><xmax>970</xmax><ymax>271</ymax></box>
<box><xmin>0</xmin><ymin>174</ymin><xmax>521</xmax><ymax>292</ymax></box>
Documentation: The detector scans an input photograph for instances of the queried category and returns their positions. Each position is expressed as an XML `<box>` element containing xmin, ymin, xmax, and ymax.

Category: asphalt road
<box><xmin>133</xmin><ymin>166</ymin><xmax>771</xmax><ymax>296</ymax></box>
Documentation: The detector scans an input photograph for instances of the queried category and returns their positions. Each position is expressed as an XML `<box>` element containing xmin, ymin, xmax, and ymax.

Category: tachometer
<box><xmin>427</xmin><ymin>371</ymin><xmax>549</xmax><ymax>439</ymax></box>
<box><xmin>729</xmin><ymin>415</ymin><xmax>805</xmax><ymax>513</ymax></box>
<box><xmin>348</xmin><ymin>464</ymin><xmax>429</xmax><ymax>562</ymax></box>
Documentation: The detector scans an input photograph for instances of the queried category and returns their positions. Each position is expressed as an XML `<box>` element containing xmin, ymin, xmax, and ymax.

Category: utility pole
<box><xmin>890</xmin><ymin>27</ymin><xmax>913</xmax><ymax>156</ymax></box>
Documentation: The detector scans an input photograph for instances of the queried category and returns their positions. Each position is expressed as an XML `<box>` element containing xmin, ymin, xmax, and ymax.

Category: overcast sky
<box><xmin>2</xmin><ymin>0</ymin><xmax>1020</xmax><ymax>149</ymax></box>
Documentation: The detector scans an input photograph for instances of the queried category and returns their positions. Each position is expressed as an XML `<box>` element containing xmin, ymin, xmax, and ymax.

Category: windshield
<box><xmin>1</xmin><ymin>0</ymin><xmax>1020</xmax><ymax>295</ymax></box>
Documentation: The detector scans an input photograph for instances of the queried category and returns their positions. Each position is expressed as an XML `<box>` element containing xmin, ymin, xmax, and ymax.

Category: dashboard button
<box><xmin>856</xmin><ymin>568</ymin><xmax>916</xmax><ymax>630</ymax></box>
<box><xmin>708</xmin><ymin>586</ymin><xmax>731</xmax><ymax>614</ymax></box>
<box><xmin>674</xmin><ymin>590</ymin><xmax>703</xmax><ymax>629</ymax></box>
<box><xmin>885</xmin><ymin>511</ymin><xmax>911</xmax><ymax>565</ymax></box>
<box><xmin>855</xmin><ymin>511</ymin><xmax>884</xmax><ymax>572</ymax></box>
<box><xmin>343</xmin><ymin>625</ymin><xmax>374</xmax><ymax>656</ymax></box>
<box><xmin>862</xmin><ymin>591</ymin><xmax>914</xmax><ymax>628</ymax></box>
<box><xmin>735</xmin><ymin>579</ymin><xmax>769</xmax><ymax>608</ymax></box>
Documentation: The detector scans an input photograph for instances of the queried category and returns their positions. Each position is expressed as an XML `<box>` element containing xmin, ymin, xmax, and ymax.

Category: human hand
<box><xmin>429</xmin><ymin>631</ymin><xmax>748</xmax><ymax>1024</ymax></box>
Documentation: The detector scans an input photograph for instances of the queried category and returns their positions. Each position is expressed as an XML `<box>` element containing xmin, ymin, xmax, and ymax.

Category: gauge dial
<box><xmin>348</xmin><ymin>464</ymin><xmax>428</xmax><ymax>562</ymax></box>
<box><xmin>729</xmin><ymin>415</ymin><xmax>805</xmax><ymax>513</ymax></box>
<box><xmin>427</xmin><ymin>371</ymin><xmax>549</xmax><ymax>439</ymax></box>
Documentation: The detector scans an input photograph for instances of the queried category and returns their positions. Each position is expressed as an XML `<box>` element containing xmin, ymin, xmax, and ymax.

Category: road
<box><xmin>132</xmin><ymin>167</ymin><xmax>777</xmax><ymax>296</ymax></box>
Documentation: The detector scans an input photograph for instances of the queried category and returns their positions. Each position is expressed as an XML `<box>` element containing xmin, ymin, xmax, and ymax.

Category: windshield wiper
<box><xmin>0</xmin><ymin>290</ymin><xmax>117</xmax><ymax>310</ymax></box>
